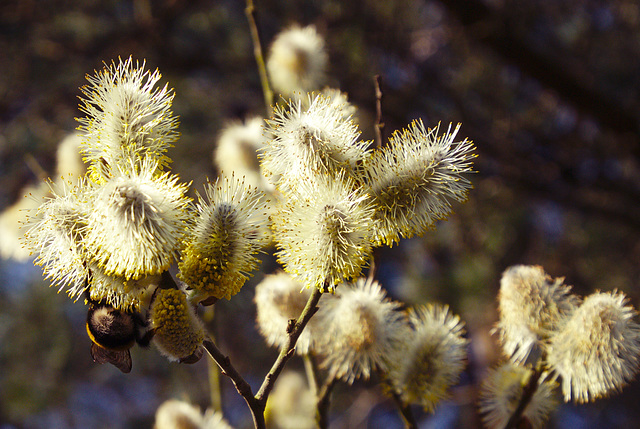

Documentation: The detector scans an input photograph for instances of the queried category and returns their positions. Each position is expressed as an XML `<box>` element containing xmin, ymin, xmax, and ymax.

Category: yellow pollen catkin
<box><xmin>150</xmin><ymin>288</ymin><xmax>204</xmax><ymax>361</ymax></box>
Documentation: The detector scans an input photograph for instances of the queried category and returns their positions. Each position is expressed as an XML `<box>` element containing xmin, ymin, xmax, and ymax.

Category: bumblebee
<box><xmin>85</xmin><ymin>298</ymin><xmax>155</xmax><ymax>373</ymax></box>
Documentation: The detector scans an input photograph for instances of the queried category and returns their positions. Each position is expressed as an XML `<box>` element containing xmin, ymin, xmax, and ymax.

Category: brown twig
<box><xmin>245</xmin><ymin>0</ymin><xmax>274</xmax><ymax>113</ymax></box>
<box><xmin>373</xmin><ymin>74</ymin><xmax>385</xmax><ymax>148</ymax></box>
<box><xmin>202</xmin><ymin>337</ymin><xmax>266</xmax><ymax>429</ymax></box>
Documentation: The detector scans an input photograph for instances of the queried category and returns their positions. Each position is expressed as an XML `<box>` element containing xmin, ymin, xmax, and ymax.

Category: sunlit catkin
<box><xmin>178</xmin><ymin>175</ymin><xmax>270</xmax><ymax>302</ymax></box>
<box><xmin>84</xmin><ymin>159</ymin><xmax>191</xmax><ymax>281</ymax></box>
<box><xmin>270</xmin><ymin>174</ymin><xmax>375</xmax><ymax>292</ymax></box>
<box><xmin>78</xmin><ymin>56</ymin><xmax>178</xmax><ymax>182</ymax></box>
<box><xmin>362</xmin><ymin>120</ymin><xmax>475</xmax><ymax>246</ymax></box>
<box><xmin>24</xmin><ymin>179</ymin><xmax>90</xmax><ymax>300</ymax></box>
<box><xmin>260</xmin><ymin>93</ymin><xmax>368</xmax><ymax>192</ymax></box>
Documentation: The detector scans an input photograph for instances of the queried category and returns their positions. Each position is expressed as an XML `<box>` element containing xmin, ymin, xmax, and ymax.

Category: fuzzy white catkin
<box><xmin>261</xmin><ymin>93</ymin><xmax>367</xmax><ymax>192</ymax></box>
<box><xmin>267</xmin><ymin>25</ymin><xmax>327</xmax><ymax>97</ymax></box>
<box><xmin>547</xmin><ymin>291</ymin><xmax>640</xmax><ymax>403</ymax></box>
<box><xmin>178</xmin><ymin>175</ymin><xmax>270</xmax><ymax>302</ymax></box>
<box><xmin>495</xmin><ymin>265</ymin><xmax>578</xmax><ymax>366</ymax></box>
<box><xmin>363</xmin><ymin>120</ymin><xmax>475</xmax><ymax>246</ymax></box>
<box><xmin>78</xmin><ymin>56</ymin><xmax>178</xmax><ymax>181</ymax></box>
<box><xmin>316</xmin><ymin>278</ymin><xmax>407</xmax><ymax>383</ymax></box>
<box><xmin>254</xmin><ymin>271</ymin><xmax>320</xmax><ymax>355</ymax></box>
<box><xmin>270</xmin><ymin>174</ymin><xmax>374</xmax><ymax>292</ymax></box>
<box><xmin>84</xmin><ymin>160</ymin><xmax>191</xmax><ymax>281</ymax></box>
<box><xmin>214</xmin><ymin>116</ymin><xmax>274</xmax><ymax>192</ymax></box>
<box><xmin>154</xmin><ymin>399</ymin><xmax>234</xmax><ymax>429</ymax></box>
<box><xmin>387</xmin><ymin>304</ymin><xmax>468</xmax><ymax>412</ymax></box>
<box><xmin>265</xmin><ymin>371</ymin><xmax>316</xmax><ymax>429</ymax></box>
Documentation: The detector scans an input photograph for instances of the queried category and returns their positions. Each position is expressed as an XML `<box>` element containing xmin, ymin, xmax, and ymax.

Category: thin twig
<box><xmin>503</xmin><ymin>366</ymin><xmax>543</xmax><ymax>429</ymax></box>
<box><xmin>24</xmin><ymin>153</ymin><xmax>48</xmax><ymax>181</ymax></box>
<box><xmin>245</xmin><ymin>0</ymin><xmax>274</xmax><ymax>113</ymax></box>
<box><xmin>202</xmin><ymin>338</ymin><xmax>266</xmax><ymax>429</ymax></box>
<box><xmin>255</xmin><ymin>287</ymin><xmax>324</xmax><ymax>404</ymax></box>
<box><xmin>316</xmin><ymin>375</ymin><xmax>337</xmax><ymax>429</ymax></box>
<box><xmin>373</xmin><ymin>74</ymin><xmax>385</xmax><ymax>148</ymax></box>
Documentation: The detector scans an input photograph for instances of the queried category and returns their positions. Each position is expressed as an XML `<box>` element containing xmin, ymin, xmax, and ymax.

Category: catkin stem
<box><xmin>245</xmin><ymin>0</ymin><xmax>274</xmax><ymax>114</ymax></box>
<box><xmin>203</xmin><ymin>285</ymin><xmax>323</xmax><ymax>428</ymax></box>
<box><xmin>303</xmin><ymin>353</ymin><xmax>319</xmax><ymax>395</ymax></box>
<box><xmin>504</xmin><ymin>366</ymin><xmax>543</xmax><ymax>429</ymax></box>
<box><xmin>203</xmin><ymin>306</ymin><xmax>223</xmax><ymax>413</ymax></box>
<box><xmin>374</xmin><ymin>74</ymin><xmax>385</xmax><ymax>148</ymax></box>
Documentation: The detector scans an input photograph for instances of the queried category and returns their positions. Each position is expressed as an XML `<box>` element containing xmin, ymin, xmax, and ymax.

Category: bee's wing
<box><xmin>90</xmin><ymin>343</ymin><xmax>132</xmax><ymax>373</ymax></box>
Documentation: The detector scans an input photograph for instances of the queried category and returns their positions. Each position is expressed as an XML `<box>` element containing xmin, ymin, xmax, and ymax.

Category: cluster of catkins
<box><xmin>480</xmin><ymin>265</ymin><xmax>640</xmax><ymax>428</ymax></box>
<box><xmin>19</xmin><ymin>20</ymin><xmax>640</xmax><ymax>429</ymax></box>
<box><xmin>24</xmin><ymin>24</ymin><xmax>475</xmax><ymax>373</ymax></box>
<box><xmin>255</xmin><ymin>272</ymin><xmax>469</xmax><ymax>418</ymax></box>
<box><xmin>24</xmin><ymin>57</ymin><xmax>272</xmax><ymax>367</ymax></box>
<box><xmin>24</xmin><ymin>23</ymin><xmax>477</xmax><ymax>416</ymax></box>
<box><xmin>227</xmin><ymin>23</ymin><xmax>475</xmax><ymax>417</ymax></box>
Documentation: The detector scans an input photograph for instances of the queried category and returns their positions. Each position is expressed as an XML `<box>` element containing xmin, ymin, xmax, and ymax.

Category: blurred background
<box><xmin>1</xmin><ymin>0</ymin><xmax>639</xmax><ymax>427</ymax></box>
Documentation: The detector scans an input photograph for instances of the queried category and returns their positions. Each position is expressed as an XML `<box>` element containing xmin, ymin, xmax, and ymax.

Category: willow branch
<box><xmin>245</xmin><ymin>0</ymin><xmax>274</xmax><ymax>113</ymax></box>
<box><xmin>202</xmin><ymin>338</ymin><xmax>266</xmax><ymax>429</ymax></box>
<box><xmin>255</xmin><ymin>287</ymin><xmax>324</xmax><ymax>404</ymax></box>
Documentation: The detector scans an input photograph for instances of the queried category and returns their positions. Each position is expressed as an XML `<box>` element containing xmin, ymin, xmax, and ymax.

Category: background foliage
<box><xmin>1</xmin><ymin>0</ymin><xmax>639</xmax><ymax>427</ymax></box>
